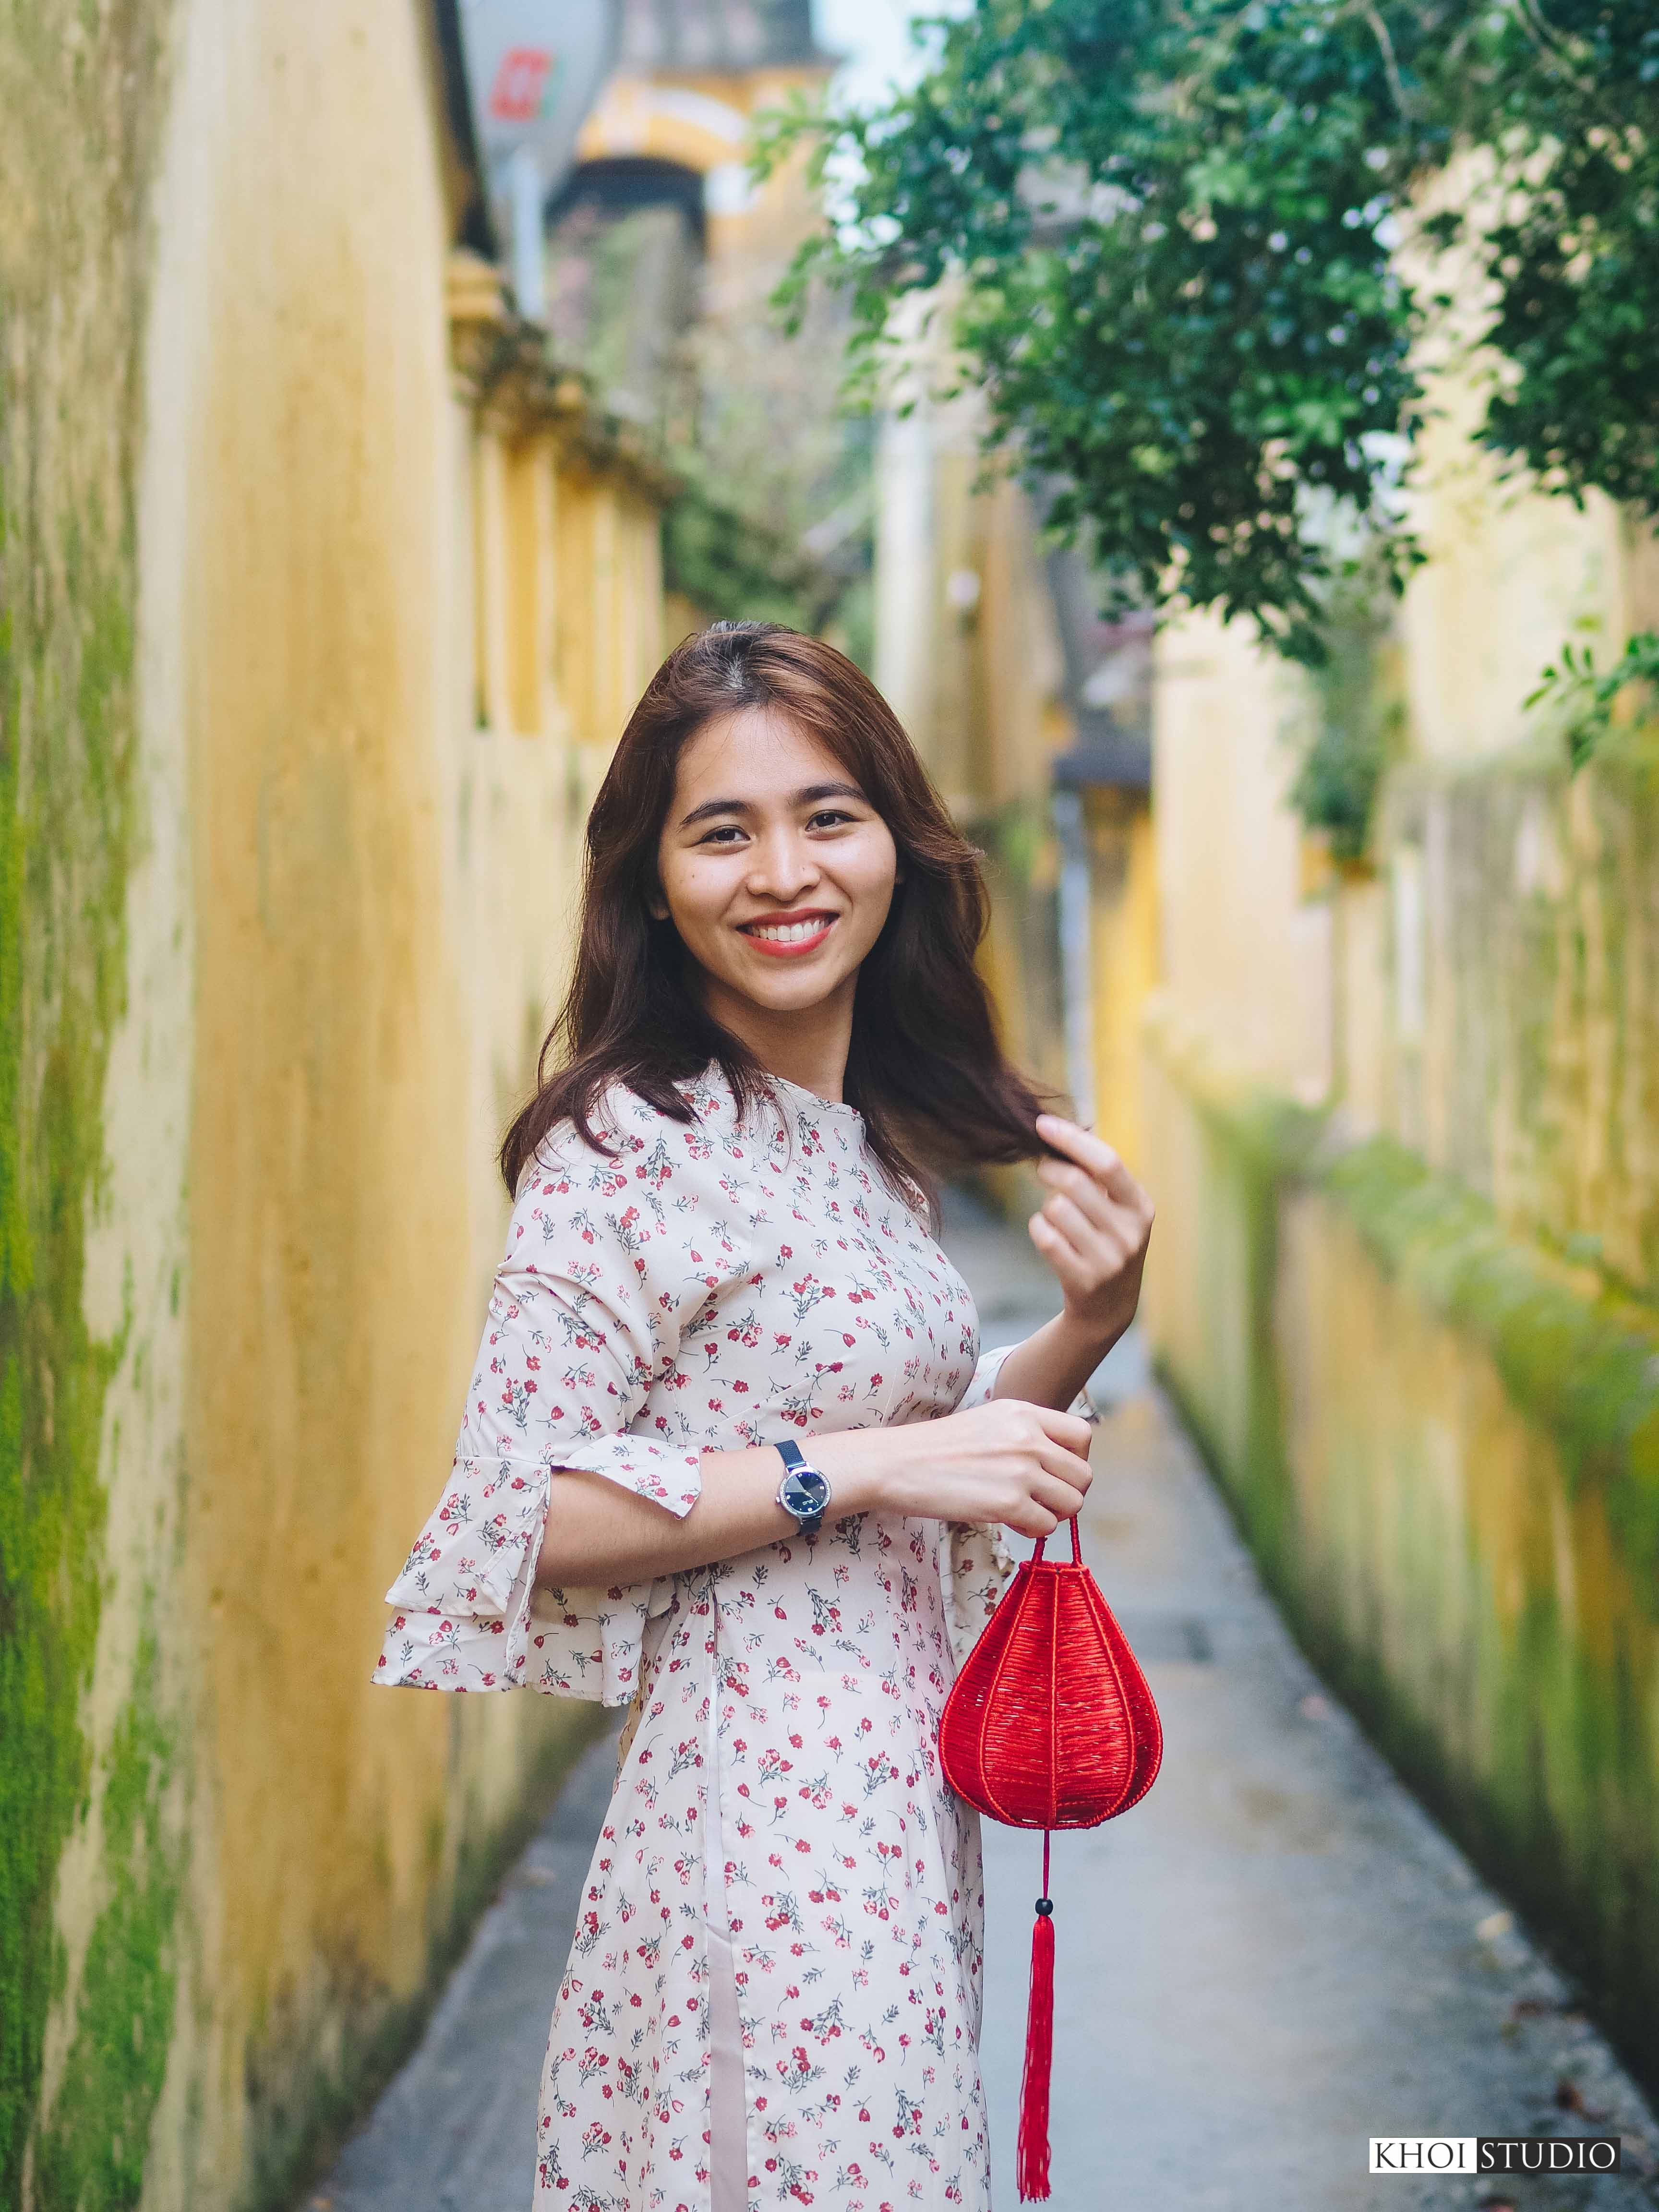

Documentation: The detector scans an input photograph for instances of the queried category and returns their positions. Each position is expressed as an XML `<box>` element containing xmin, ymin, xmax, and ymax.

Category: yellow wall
<box><xmin>1142</xmin><ymin>1016</ymin><xmax>1659</xmax><ymax>2091</ymax></box>
<box><xmin>875</xmin><ymin>386</ymin><xmax>1070</xmax><ymax>823</ymax></box>
<box><xmin>1141</xmin><ymin>197</ymin><xmax>1659</xmax><ymax>2098</ymax></box>
<box><xmin>1149</xmin><ymin>329</ymin><xmax>1659</xmax><ymax>1152</ymax></box>
<box><xmin>15</xmin><ymin>4</ymin><xmax>667</xmax><ymax>2201</ymax></box>
<box><xmin>872</xmin><ymin>377</ymin><xmax>1083</xmax><ymax>1132</ymax></box>
<box><xmin>873</xmin><ymin>327</ymin><xmax>1166</xmax><ymax>1173</ymax></box>
<box><xmin>1151</xmin><ymin>611</ymin><xmax>1334</xmax><ymax>1105</ymax></box>
<box><xmin>1084</xmin><ymin>790</ymin><xmax>1158</xmax><ymax>1176</ymax></box>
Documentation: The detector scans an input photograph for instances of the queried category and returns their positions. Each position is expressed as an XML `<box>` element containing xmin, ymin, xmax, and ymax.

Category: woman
<box><xmin>376</xmin><ymin>623</ymin><xmax>1154</xmax><ymax>2212</ymax></box>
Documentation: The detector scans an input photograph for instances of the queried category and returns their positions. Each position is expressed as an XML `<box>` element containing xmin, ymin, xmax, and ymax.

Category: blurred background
<box><xmin>5</xmin><ymin>0</ymin><xmax>1659</xmax><ymax>2205</ymax></box>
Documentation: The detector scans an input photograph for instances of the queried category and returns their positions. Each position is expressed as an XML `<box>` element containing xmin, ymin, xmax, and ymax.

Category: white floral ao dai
<box><xmin>376</xmin><ymin>1068</ymin><xmax>1026</xmax><ymax>2212</ymax></box>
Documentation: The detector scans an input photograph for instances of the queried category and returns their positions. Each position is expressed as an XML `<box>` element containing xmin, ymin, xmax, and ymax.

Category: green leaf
<box><xmin>764</xmin><ymin>0</ymin><xmax>1659</xmax><ymax>657</ymax></box>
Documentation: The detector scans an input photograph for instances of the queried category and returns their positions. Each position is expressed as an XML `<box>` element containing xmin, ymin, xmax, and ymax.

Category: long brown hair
<box><xmin>500</xmin><ymin>622</ymin><xmax>1053</xmax><ymax>1198</ymax></box>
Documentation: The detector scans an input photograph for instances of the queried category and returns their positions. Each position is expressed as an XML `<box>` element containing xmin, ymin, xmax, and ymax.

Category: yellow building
<box><xmin>574</xmin><ymin>0</ymin><xmax>829</xmax><ymax>203</ymax></box>
<box><xmin>550</xmin><ymin>2</ymin><xmax>869</xmax><ymax>654</ymax></box>
<box><xmin>3</xmin><ymin>4</ymin><xmax>667</xmax><ymax>2201</ymax></box>
<box><xmin>1142</xmin><ymin>317</ymin><xmax>1659</xmax><ymax>2079</ymax></box>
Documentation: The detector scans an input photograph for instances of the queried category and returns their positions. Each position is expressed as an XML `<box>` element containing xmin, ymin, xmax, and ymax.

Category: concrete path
<box><xmin>313</xmin><ymin>1723</ymin><xmax>622</xmax><ymax>2212</ymax></box>
<box><xmin>310</xmin><ymin>1194</ymin><xmax>1659</xmax><ymax>2212</ymax></box>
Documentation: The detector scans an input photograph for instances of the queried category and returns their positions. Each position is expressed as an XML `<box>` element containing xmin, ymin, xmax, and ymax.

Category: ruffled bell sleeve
<box><xmin>375</xmin><ymin>1094</ymin><xmax>742</xmax><ymax>1703</ymax></box>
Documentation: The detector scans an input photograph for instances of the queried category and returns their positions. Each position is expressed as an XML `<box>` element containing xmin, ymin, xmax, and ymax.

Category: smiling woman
<box><xmin>649</xmin><ymin>714</ymin><xmax>901</xmax><ymax>1093</ymax></box>
<box><xmin>376</xmin><ymin>621</ymin><xmax>1154</xmax><ymax>2212</ymax></box>
<box><xmin>500</xmin><ymin>621</ymin><xmax>1054</xmax><ymax>1202</ymax></box>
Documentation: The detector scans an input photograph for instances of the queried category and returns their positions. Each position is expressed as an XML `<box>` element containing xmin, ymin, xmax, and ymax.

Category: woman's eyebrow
<box><xmin>678</xmin><ymin>781</ymin><xmax>868</xmax><ymax>830</ymax></box>
<box><xmin>794</xmin><ymin>781</ymin><xmax>867</xmax><ymax>807</ymax></box>
<box><xmin>679</xmin><ymin>794</ymin><xmax>751</xmax><ymax>828</ymax></box>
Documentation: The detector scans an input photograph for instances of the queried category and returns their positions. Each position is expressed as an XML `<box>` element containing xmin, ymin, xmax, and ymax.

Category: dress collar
<box><xmin>767</xmin><ymin>1071</ymin><xmax>864</xmax><ymax>1126</ymax></box>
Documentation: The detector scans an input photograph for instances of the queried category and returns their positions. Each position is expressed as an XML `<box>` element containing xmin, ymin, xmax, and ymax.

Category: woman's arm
<box><xmin>990</xmin><ymin>1113</ymin><xmax>1155</xmax><ymax>1412</ymax></box>
<box><xmin>534</xmin><ymin>1396</ymin><xmax>1096</xmax><ymax>1589</ymax></box>
<box><xmin>529</xmin><ymin>1108</ymin><xmax>1150</xmax><ymax>1595</ymax></box>
<box><xmin>537</xmin><ymin>1448</ymin><xmax>809</xmax><ymax>1588</ymax></box>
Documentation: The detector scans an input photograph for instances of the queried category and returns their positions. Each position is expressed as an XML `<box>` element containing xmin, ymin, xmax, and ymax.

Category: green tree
<box><xmin>763</xmin><ymin>0</ymin><xmax>1659</xmax><ymax>682</ymax></box>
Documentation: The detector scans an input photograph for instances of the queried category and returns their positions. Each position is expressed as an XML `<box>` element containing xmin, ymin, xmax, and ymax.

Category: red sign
<box><xmin>489</xmin><ymin>47</ymin><xmax>555</xmax><ymax>123</ymax></box>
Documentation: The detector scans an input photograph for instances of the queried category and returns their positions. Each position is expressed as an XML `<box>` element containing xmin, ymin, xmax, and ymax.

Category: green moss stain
<box><xmin>1312</xmin><ymin>1141</ymin><xmax>1659</xmax><ymax>2073</ymax></box>
<box><xmin>1387</xmin><ymin>734</ymin><xmax>1659</xmax><ymax>1297</ymax></box>
<box><xmin>1152</xmin><ymin>1034</ymin><xmax>1659</xmax><ymax>2097</ymax></box>
<box><xmin>1152</xmin><ymin>1051</ymin><xmax>1323</xmax><ymax>1577</ymax></box>
<box><xmin>1326</xmin><ymin>1137</ymin><xmax>1659</xmax><ymax>1618</ymax></box>
<box><xmin>0</xmin><ymin>466</ymin><xmax>134</xmax><ymax>2211</ymax></box>
<box><xmin>32</xmin><ymin>1631</ymin><xmax>181</xmax><ymax>2212</ymax></box>
<box><xmin>0</xmin><ymin>1</ymin><xmax>172</xmax><ymax>2197</ymax></box>
<box><xmin>1289</xmin><ymin>556</ymin><xmax>1406</xmax><ymax>861</ymax></box>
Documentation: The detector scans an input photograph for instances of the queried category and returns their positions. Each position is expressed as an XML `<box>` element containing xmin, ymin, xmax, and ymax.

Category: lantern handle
<box><xmin>1029</xmin><ymin>1517</ymin><xmax>1084</xmax><ymax>1567</ymax></box>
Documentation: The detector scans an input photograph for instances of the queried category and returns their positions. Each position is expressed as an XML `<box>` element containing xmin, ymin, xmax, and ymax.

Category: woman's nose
<box><xmin>746</xmin><ymin>830</ymin><xmax>820</xmax><ymax>901</ymax></box>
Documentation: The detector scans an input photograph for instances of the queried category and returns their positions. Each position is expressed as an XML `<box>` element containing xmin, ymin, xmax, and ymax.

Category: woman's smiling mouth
<box><xmin>738</xmin><ymin>910</ymin><xmax>839</xmax><ymax>957</ymax></box>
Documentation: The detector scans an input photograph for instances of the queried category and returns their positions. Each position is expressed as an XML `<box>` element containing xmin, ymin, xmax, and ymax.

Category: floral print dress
<box><xmin>375</xmin><ymin>1066</ymin><xmax>1035</xmax><ymax>2212</ymax></box>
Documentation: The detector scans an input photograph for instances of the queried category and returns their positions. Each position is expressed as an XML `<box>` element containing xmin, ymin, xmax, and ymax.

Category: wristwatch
<box><xmin>774</xmin><ymin>1439</ymin><xmax>832</xmax><ymax>1537</ymax></box>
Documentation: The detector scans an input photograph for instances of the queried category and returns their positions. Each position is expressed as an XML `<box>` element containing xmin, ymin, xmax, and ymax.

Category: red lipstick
<box><xmin>737</xmin><ymin>909</ymin><xmax>839</xmax><ymax>959</ymax></box>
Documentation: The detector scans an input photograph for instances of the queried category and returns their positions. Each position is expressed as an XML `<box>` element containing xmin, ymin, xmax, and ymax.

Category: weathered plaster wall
<box><xmin>1379</xmin><ymin>744</ymin><xmax>1659</xmax><ymax>1301</ymax></box>
<box><xmin>1142</xmin><ymin>317</ymin><xmax>1659</xmax><ymax>2099</ymax></box>
<box><xmin>151</xmin><ymin>5</ymin><xmax>593</xmax><ymax>2197</ymax></box>
<box><xmin>1083</xmin><ymin>790</ymin><xmax>1157</xmax><ymax>1177</ymax></box>
<box><xmin>1151</xmin><ymin>609</ymin><xmax>1334</xmax><ymax>1106</ymax></box>
<box><xmin>0</xmin><ymin>2</ymin><xmax>177</xmax><ymax>2204</ymax></box>
<box><xmin>1398</xmin><ymin>357</ymin><xmax>1659</xmax><ymax>768</ymax></box>
<box><xmin>3</xmin><ymin>4</ymin><xmax>664</xmax><ymax>2204</ymax></box>
<box><xmin>1143</xmin><ymin>1022</ymin><xmax>1659</xmax><ymax>2090</ymax></box>
<box><xmin>1142</xmin><ymin>188</ymin><xmax>1659</xmax><ymax>2098</ymax></box>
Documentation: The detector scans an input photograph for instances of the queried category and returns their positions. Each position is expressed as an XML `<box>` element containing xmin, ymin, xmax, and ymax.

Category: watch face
<box><xmin>780</xmin><ymin>1467</ymin><xmax>831</xmax><ymax>1521</ymax></box>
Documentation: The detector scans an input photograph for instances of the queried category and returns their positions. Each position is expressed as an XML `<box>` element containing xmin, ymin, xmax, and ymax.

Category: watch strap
<box><xmin>775</xmin><ymin>1438</ymin><xmax>830</xmax><ymax>1536</ymax></box>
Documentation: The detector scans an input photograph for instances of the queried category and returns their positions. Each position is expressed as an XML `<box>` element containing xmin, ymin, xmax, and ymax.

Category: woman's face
<box><xmin>654</xmin><ymin>705</ymin><xmax>900</xmax><ymax>1027</ymax></box>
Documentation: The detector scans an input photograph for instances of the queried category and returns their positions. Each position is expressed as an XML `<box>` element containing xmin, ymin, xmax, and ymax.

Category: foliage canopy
<box><xmin>762</xmin><ymin>0</ymin><xmax>1659</xmax><ymax>669</ymax></box>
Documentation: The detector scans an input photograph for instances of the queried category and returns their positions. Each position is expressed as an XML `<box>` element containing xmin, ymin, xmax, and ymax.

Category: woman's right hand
<box><xmin>811</xmin><ymin>1400</ymin><xmax>1094</xmax><ymax>1539</ymax></box>
<box><xmin>536</xmin><ymin>1404</ymin><xmax>1093</xmax><ymax>1590</ymax></box>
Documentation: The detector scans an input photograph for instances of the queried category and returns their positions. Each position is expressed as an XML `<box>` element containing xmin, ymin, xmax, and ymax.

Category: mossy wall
<box><xmin>1</xmin><ymin>4</ymin><xmax>661</xmax><ymax>2206</ymax></box>
<box><xmin>1144</xmin><ymin>1017</ymin><xmax>1659</xmax><ymax>2097</ymax></box>
<box><xmin>0</xmin><ymin>2</ymin><xmax>176</xmax><ymax>2202</ymax></box>
<box><xmin>1381</xmin><ymin>735</ymin><xmax>1659</xmax><ymax>1302</ymax></box>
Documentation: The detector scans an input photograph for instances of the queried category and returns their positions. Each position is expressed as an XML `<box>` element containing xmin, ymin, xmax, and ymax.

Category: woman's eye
<box><xmin>807</xmin><ymin>809</ymin><xmax>857</xmax><ymax>830</ymax></box>
<box><xmin>698</xmin><ymin>824</ymin><xmax>746</xmax><ymax>846</ymax></box>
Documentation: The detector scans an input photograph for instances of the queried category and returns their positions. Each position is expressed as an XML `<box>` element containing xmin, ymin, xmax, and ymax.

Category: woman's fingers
<box><xmin>1035</xmin><ymin>1112</ymin><xmax>1142</xmax><ymax>1203</ymax></box>
<box><xmin>1004</xmin><ymin>1471</ymin><xmax>1088</xmax><ymax>1536</ymax></box>
<box><xmin>925</xmin><ymin>1401</ymin><xmax>1093</xmax><ymax>1532</ymax></box>
<box><xmin>1035</xmin><ymin>1154</ymin><xmax>1114</xmax><ymax>1226</ymax></box>
<box><xmin>1027</xmin><ymin>1471</ymin><xmax>1087</xmax><ymax>1523</ymax></box>
<box><xmin>1031</xmin><ymin>1441</ymin><xmax>1092</xmax><ymax>1497</ymax></box>
<box><xmin>1036</xmin><ymin>1159</ymin><xmax>1146</xmax><ymax>1253</ymax></box>
<box><xmin>1029</xmin><ymin>1211</ymin><xmax>1106</xmax><ymax>1298</ymax></box>
<box><xmin>1037</xmin><ymin>1190</ymin><xmax>1128</xmax><ymax>1263</ymax></box>
<box><xmin>1005</xmin><ymin>1497</ymin><xmax>1061</xmax><ymax>1539</ymax></box>
<box><xmin>1039</xmin><ymin>1106</ymin><xmax>1159</xmax><ymax>1230</ymax></box>
<box><xmin>1026</xmin><ymin>1404</ymin><xmax>1094</xmax><ymax>1456</ymax></box>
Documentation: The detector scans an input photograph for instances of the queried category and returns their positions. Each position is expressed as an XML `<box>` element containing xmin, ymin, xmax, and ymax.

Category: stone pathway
<box><xmin>309</xmin><ymin>1193</ymin><xmax>1659</xmax><ymax>2212</ymax></box>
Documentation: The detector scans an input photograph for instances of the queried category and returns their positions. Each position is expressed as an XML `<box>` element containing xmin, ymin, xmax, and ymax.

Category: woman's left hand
<box><xmin>1029</xmin><ymin>1113</ymin><xmax>1155</xmax><ymax>1357</ymax></box>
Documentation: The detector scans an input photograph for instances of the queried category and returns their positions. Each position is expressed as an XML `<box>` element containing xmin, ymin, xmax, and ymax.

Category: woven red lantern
<box><xmin>940</xmin><ymin>1517</ymin><xmax>1163</xmax><ymax>2199</ymax></box>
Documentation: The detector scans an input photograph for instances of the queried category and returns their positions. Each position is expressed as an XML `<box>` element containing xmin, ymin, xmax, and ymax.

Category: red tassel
<box><xmin>1016</xmin><ymin>1835</ymin><xmax>1056</xmax><ymax>2201</ymax></box>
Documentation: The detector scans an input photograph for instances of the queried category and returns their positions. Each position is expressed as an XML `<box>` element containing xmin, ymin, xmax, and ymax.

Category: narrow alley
<box><xmin>14</xmin><ymin>2</ymin><xmax>1659</xmax><ymax>2203</ymax></box>
<box><xmin>310</xmin><ymin>1198</ymin><xmax>1659</xmax><ymax>2212</ymax></box>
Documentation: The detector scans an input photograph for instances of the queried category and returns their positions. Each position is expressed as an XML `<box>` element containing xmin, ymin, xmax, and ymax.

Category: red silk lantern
<box><xmin>940</xmin><ymin>1517</ymin><xmax>1163</xmax><ymax>2199</ymax></box>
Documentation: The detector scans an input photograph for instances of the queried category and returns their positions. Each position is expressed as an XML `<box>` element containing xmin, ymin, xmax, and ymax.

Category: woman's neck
<box><xmin>699</xmin><ymin>974</ymin><xmax>855</xmax><ymax>1105</ymax></box>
